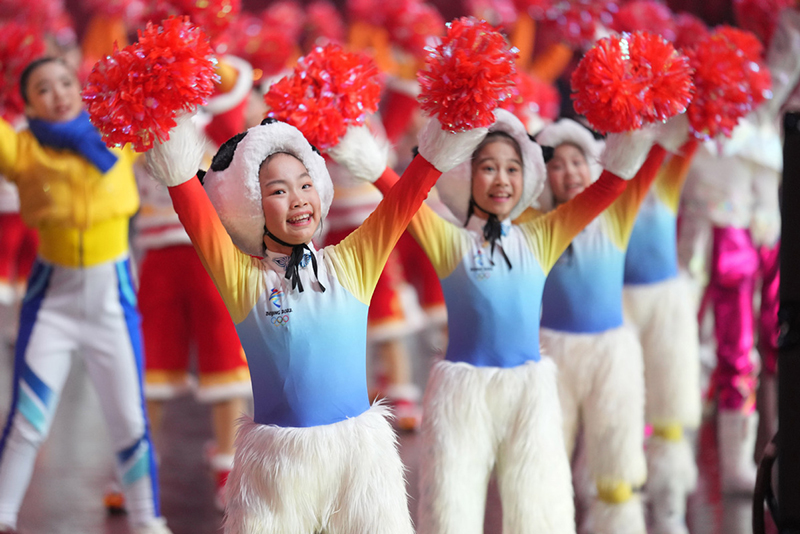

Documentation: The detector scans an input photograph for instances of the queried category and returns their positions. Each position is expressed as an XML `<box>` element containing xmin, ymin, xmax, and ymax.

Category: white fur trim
<box><xmin>144</xmin><ymin>113</ymin><xmax>206</xmax><ymax>187</ymax></box>
<box><xmin>435</xmin><ymin>109</ymin><xmax>547</xmax><ymax>224</ymax></box>
<box><xmin>720</xmin><ymin>114</ymin><xmax>783</xmax><ymax>171</ymax></box>
<box><xmin>417</xmin><ymin>116</ymin><xmax>489</xmax><ymax>174</ymax></box>
<box><xmin>203</xmin><ymin>121</ymin><xmax>333</xmax><ymax>257</ymax></box>
<box><xmin>418</xmin><ymin>359</ymin><xmax>575</xmax><ymax>534</ymax></box>
<box><xmin>584</xmin><ymin>494</ymin><xmax>646</xmax><ymax>534</ymax></box>
<box><xmin>541</xmin><ymin>326</ymin><xmax>647</xmax><ymax>486</ymax></box>
<box><xmin>204</xmin><ymin>56</ymin><xmax>255</xmax><ymax>116</ymax></box>
<box><xmin>326</xmin><ymin>125</ymin><xmax>389</xmax><ymax>183</ymax></box>
<box><xmin>210</xmin><ymin>452</ymin><xmax>235</xmax><ymax>472</ymax></box>
<box><xmin>655</xmin><ymin>114</ymin><xmax>690</xmax><ymax>154</ymax></box>
<box><xmin>600</xmin><ymin>128</ymin><xmax>656</xmax><ymax>180</ymax></box>
<box><xmin>646</xmin><ymin>436</ymin><xmax>697</xmax><ymax>497</ymax></box>
<box><xmin>535</xmin><ymin>118</ymin><xmax>605</xmax><ymax>211</ymax></box>
<box><xmin>195</xmin><ymin>381</ymin><xmax>253</xmax><ymax>404</ymax></box>
<box><xmin>623</xmin><ymin>276</ymin><xmax>702</xmax><ymax>429</ymax></box>
<box><xmin>143</xmin><ymin>380</ymin><xmax>192</xmax><ymax>401</ymax></box>
<box><xmin>224</xmin><ymin>404</ymin><xmax>412</xmax><ymax>534</ymax></box>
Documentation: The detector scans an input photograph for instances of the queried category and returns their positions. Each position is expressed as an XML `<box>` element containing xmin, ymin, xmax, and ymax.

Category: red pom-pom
<box><xmin>733</xmin><ymin>0</ymin><xmax>793</xmax><ymax>49</ymax></box>
<box><xmin>466</xmin><ymin>0</ymin><xmax>519</xmax><ymax>29</ymax></box>
<box><xmin>552</xmin><ymin>0</ymin><xmax>620</xmax><ymax>48</ymax></box>
<box><xmin>146</xmin><ymin>0</ymin><xmax>240</xmax><ymax>48</ymax></box>
<box><xmin>571</xmin><ymin>31</ymin><xmax>694</xmax><ymax>133</ymax></box>
<box><xmin>500</xmin><ymin>71</ymin><xmax>560</xmax><ymax>122</ymax></box>
<box><xmin>673</xmin><ymin>12</ymin><xmax>709</xmax><ymax>51</ymax></box>
<box><xmin>304</xmin><ymin>1</ymin><xmax>346</xmax><ymax>46</ymax></box>
<box><xmin>0</xmin><ymin>22</ymin><xmax>47</xmax><ymax>121</ymax></box>
<box><xmin>611</xmin><ymin>1</ymin><xmax>675</xmax><ymax>42</ymax></box>
<box><xmin>261</xmin><ymin>1</ymin><xmax>306</xmax><ymax>42</ymax></box>
<box><xmin>82</xmin><ymin>16</ymin><xmax>218</xmax><ymax>151</ymax></box>
<box><xmin>346</xmin><ymin>0</ymin><xmax>391</xmax><ymax>26</ymax></box>
<box><xmin>229</xmin><ymin>15</ymin><xmax>296</xmax><ymax>77</ymax></box>
<box><xmin>386</xmin><ymin>0</ymin><xmax>445</xmax><ymax>58</ymax></box>
<box><xmin>263</xmin><ymin>43</ymin><xmax>382</xmax><ymax>150</ymax></box>
<box><xmin>685</xmin><ymin>26</ymin><xmax>772</xmax><ymax>138</ymax></box>
<box><xmin>418</xmin><ymin>17</ymin><xmax>519</xmax><ymax>132</ymax></box>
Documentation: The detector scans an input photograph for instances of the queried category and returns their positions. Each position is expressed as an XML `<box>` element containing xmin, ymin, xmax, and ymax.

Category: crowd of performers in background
<box><xmin>0</xmin><ymin>0</ymin><xmax>797</xmax><ymax>533</ymax></box>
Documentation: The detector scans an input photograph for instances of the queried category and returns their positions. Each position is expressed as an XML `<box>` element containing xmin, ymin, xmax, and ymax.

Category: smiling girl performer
<box><xmin>143</xmin><ymin>96</ymin><xmax>485</xmax><ymax>532</ymax></box>
<box><xmin>536</xmin><ymin>116</ymin><xmax>674</xmax><ymax>534</ymax></box>
<box><xmin>328</xmin><ymin>103</ymin><xmax>659</xmax><ymax>533</ymax></box>
<box><xmin>0</xmin><ymin>57</ymin><xmax>169</xmax><ymax>534</ymax></box>
<box><xmin>622</xmin><ymin>117</ymin><xmax>702</xmax><ymax>534</ymax></box>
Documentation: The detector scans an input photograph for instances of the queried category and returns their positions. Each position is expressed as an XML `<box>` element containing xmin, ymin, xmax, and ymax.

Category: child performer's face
<box><xmin>24</xmin><ymin>61</ymin><xmax>83</xmax><ymax>123</ymax></box>
<box><xmin>259</xmin><ymin>153</ymin><xmax>321</xmax><ymax>253</ymax></box>
<box><xmin>547</xmin><ymin>143</ymin><xmax>592</xmax><ymax>205</ymax></box>
<box><xmin>470</xmin><ymin>140</ymin><xmax>524</xmax><ymax>221</ymax></box>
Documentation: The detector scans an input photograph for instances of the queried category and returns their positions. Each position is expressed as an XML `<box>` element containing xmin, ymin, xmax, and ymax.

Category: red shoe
<box><xmin>210</xmin><ymin>453</ymin><xmax>234</xmax><ymax>512</ymax></box>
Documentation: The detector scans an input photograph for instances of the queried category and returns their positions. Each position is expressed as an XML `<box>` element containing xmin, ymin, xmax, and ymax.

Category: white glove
<box><xmin>416</xmin><ymin>117</ymin><xmax>489</xmax><ymax>173</ymax></box>
<box><xmin>144</xmin><ymin>113</ymin><xmax>206</xmax><ymax>187</ymax></box>
<box><xmin>655</xmin><ymin>114</ymin><xmax>690</xmax><ymax>154</ymax></box>
<box><xmin>326</xmin><ymin>125</ymin><xmax>389</xmax><ymax>183</ymax></box>
<box><xmin>601</xmin><ymin>126</ymin><xmax>657</xmax><ymax>180</ymax></box>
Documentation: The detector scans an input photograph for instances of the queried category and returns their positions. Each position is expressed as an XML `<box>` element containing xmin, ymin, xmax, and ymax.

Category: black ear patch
<box><xmin>411</xmin><ymin>145</ymin><xmax>419</xmax><ymax>158</ymax></box>
<box><xmin>210</xmin><ymin>131</ymin><xmax>248</xmax><ymax>172</ymax></box>
<box><xmin>261</xmin><ymin>117</ymin><xmax>278</xmax><ymax>125</ymax></box>
<box><xmin>309</xmin><ymin>144</ymin><xmax>321</xmax><ymax>156</ymax></box>
<box><xmin>197</xmin><ymin>169</ymin><xmax>207</xmax><ymax>185</ymax></box>
<box><xmin>540</xmin><ymin>145</ymin><xmax>555</xmax><ymax>163</ymax></box>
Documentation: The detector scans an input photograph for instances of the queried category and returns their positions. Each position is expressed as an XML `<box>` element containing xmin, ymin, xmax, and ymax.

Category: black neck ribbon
<box><xmin>264</xmin><ymin>227</ymin><xmax>326</xmax><ymax>293</ymax></box>
<box><xmin>465</xmin><ymin>200</ymin><xmax>512</xmax><ymax>270</ymax></box>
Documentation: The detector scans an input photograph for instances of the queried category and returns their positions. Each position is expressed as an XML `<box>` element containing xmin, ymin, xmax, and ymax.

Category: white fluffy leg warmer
<box><xmin>624</xmin><ymin>276</ymin><xmax>702</xmax><ymax>430</ymax></box>
<box><xmin>418</xmin><ymin>359</ymin><xmax>575</xmax><ymax>534</ymax></box>
<box><xmin>224</xmin><ymin>404</ymin><xmax>412</xmax><ymax>534</ymax></box>
<box><xmin>584</xmin><ymin>494</ymin><xmax>647</xmax><ymax>534</ymax></box>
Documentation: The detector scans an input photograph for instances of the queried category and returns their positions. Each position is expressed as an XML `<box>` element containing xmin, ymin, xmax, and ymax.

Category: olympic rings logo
<box><xmin>474</xmin><ymin>271</ymin><xmax>491</xmax><ymax>281</ymax></box>
<box><xmin>271</xmin><ymin>315</ymin><xmax>290</xmax><ymax>326</ymax></box>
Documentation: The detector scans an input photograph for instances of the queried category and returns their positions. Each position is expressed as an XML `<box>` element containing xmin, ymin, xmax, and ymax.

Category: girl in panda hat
<box><xmin>535</xmin><ymin>117</ymin><xmax>674</xmax><ymax>534</ymax></box>
<box><xmin>143</xmin><ymin>113</ymin><xmax>486</xmax><ymax>533</ymax></box>
<box><xmin>326</xmin><ymin>107</ymin><xmax>656</xmax><ymax>534</ymax></box>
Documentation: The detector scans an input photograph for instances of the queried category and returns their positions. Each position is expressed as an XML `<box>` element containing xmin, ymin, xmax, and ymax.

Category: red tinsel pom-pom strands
<box><xmin>82</xmin><ymin>16</ymin><xmax>218</xmax><ymax>151</ymax></box>
<box><xmin>0</xmin><ymin>22</ymin><xmax>46</xmax><ymax>121</ymax></box>
<box><xmin>418</xmin><ymin>17</ymin><xmax>518</xmax><ymax>132</ymax></box>
<box><xmin>147</xmin><ymin>0</ymin><xmax>240</xmax><ymax>45</ymax></box>
<box><xmin>571</xmin><ymin>31</ymin><xmax>693</xmax><ymax>133</ymax></box>
<box><xmin>386</xmin><ymin>0</ymin><xmax>445</xmax><ymax>58</ymax></box>
<box><xmin>685</xmin><ymin>26</ymin><xmax>772</xmax><ymax>138</ymax></box>
<box><xmin>733</xmin><ymin>0</ymin><xmax>793</xmax><ymax>49</ymax></box>
<box><xmin>263</xmin><ymin>43</ymin><xmax>382</xmax><ymax>150</ymax></box>
<box><xmin>673</xmin><ymin>12</ymin><xmax>709</xmax><ymax>51</ymax></box>
<box><xmin>611</xmin><ymin>1</ymin><xmax>676</xmax><ymax>42</ymax></box>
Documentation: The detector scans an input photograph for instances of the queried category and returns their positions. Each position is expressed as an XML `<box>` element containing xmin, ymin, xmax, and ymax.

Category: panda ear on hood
<box><xmin>201</xmin><ymin>119</ymin><xmax>333</xmax><ymax>257</ymax></box>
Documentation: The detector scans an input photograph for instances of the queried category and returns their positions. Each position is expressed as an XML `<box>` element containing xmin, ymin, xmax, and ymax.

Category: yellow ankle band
<box><xmin>653</xmin><ymin>423</ymin><xmax>683</xmax><ymax>442</ymax></box>
<box><xmin>596</xmin><ymin>480</ymin><xmax>633</xmax><ymax>504</ymax></box>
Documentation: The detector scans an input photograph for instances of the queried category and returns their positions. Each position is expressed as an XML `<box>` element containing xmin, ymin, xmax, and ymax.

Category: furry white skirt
<box><xmin>541</xmin><ymin>325</ymin><xmax>647</xmax><ymax>489</ymax></box>
<box><xmin>417</xmin><ymin>357</ymin><xmax>576</xmax><ymax>534</ymax></box>
<box><xmin>223</xmin><ymin>403</ymin><xmax>413</xmax><ymax>534</ymax></box>
<box><xmin>623</xmin><ymin>275</ymin><xmax>702</xmax><ymax>431</ymax></box>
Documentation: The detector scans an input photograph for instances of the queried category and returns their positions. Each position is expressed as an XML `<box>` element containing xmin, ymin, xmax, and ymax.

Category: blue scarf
<box><xmin>27</xmin><ymin>111</ymin><xmax>118</xmax><ymax>173</ymax></box>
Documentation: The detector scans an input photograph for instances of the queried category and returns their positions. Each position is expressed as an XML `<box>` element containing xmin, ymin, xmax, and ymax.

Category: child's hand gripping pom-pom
<box><xmin>0</xmin><ymin>22</ymin><xmax>46</xmax><ymax>121</ymax></box>
<box><xmin>82</xmin><ymin>16</ymin><xmax>218</xmax><ymax>152</ymax></box>
<box><xmin>417</xmin><ymin>17</ymin><xmax>519</xmax><ymax>132</ymax></box>
<box><xmin>326</xmin><ymin>125</ymin><xmax>390</xmax><ymax>183</ymax></box>
<box><xmin>571</xmin><ymin>31</ymin><xmax>694</xmax><ymax>134</ymax></box>
<box><xmin>416</xmin><ymin>17</ymin><xmax>518</xmax><ymax>172</ymax></box>
<box><xmin>685</xmin><ymin>26</ymin><xmax>772</xmax><ymax>139</ymax></box>
<box><xmin>263</xmin><ymin>43</ymin><xmax>383</xmax><ymax>151</ymax></box>
<box><xmin>144</xmin><ymin>113</ymin><xmax>206</xmax><ymax>187</ymax></box>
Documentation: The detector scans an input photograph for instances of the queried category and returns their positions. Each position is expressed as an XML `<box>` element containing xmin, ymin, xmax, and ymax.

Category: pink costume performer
<box><xmin>682</xmin><ymin>112</ymin><xmax>782</xmax><ymax>493</ymax></box>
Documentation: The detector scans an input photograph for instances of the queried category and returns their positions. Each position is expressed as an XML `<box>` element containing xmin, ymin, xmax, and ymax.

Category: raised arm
<box><xmin>522</xmin><ymin>129</ymin><xmax>655</xmax><ymax>272</ymax></box>
<box><xmin>373</xmin><ymin>168</ymin><xmax>467</xmax><ymax>279</ymax></box>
